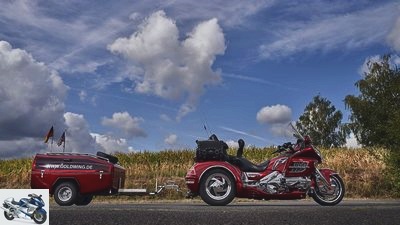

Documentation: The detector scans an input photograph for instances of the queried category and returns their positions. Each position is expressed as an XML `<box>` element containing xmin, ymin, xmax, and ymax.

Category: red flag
<box><xmin>44</xmin><ymin>126</ymin><xmax>54</xmax><ymax>143</ymax></box>
<box><xmin>57</xmin><ymin>131</ymin><xmax>65</xmax><ymax>146</ymax></box>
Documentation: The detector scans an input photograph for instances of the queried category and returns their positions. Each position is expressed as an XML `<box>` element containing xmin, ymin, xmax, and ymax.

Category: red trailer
<box><xmin>31</xmin><ymin>152</ymin><xmax>180</xmax><ymax>206</ymax></box>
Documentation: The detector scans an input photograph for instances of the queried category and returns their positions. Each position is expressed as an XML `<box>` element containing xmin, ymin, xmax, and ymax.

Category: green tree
<box><xmin>296</xmin><ymin>95</ymin><xmax>349</xmax><ymax>148</ymax></box>
<box><xmin>345</xmin><ymin>54</ymin><xmax>400</xmax><ymax>196</ymax></box>
<box><xmin>344</xmin><ymin>55</ymin><xmax>400</xmax><ymax>148</ymax></box>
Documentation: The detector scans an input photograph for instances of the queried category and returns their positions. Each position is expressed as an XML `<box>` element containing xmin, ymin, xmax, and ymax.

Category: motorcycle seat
<box><xmin>233</xmin><ymin>157</ymin><xmax>270</xmax><ymax>172</ymax></box>
<box><xmin>11</xmin><ymin>199</ymin><xmax>19</xmax><ymax>205</ymax></box>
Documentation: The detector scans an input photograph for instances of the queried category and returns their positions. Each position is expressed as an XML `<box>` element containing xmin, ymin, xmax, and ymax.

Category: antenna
<box><xmin>200</xmin><ymin>110</ymin><xmax>212</xmax><ymax>137</ymax></box>
<box><xmin>204</xmin><ymin>124</ymin><xmax>211</xmax><ymax>137</ymax></box>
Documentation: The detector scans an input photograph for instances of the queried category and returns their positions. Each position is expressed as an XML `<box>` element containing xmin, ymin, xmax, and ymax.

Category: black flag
<box><xmin>44</xmin><ymin>126</ymin><xmax>54</xmax><ymax>143</ymax></box>
<box><xmin>57</xmin><ymin>131</ymin><xmax>65</xmax><ymax>147</ymax></box>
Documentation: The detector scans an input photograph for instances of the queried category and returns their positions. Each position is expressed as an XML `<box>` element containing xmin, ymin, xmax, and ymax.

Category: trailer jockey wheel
<box><xmin>54</xmin><ymin>182</ymin><xmax>78</xmax><ymax>206</ymax></box>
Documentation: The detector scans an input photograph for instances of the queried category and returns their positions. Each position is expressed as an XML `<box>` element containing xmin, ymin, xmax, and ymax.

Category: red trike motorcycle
<box><xmin>185</xmin><ymin>124</ymin><xmax>345</xmax><ymax>206</ymax></box>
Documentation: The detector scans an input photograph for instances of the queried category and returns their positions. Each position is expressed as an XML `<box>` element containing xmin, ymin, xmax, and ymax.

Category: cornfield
<box><xmin>0</xmin><ymin>158</ymin><xmax>32</xmax><ymax>189</ymax></box>
<box><xmin>0</xmin><ymin>147</ymin><xmax>394</xmax><ymax>200</ymax></box>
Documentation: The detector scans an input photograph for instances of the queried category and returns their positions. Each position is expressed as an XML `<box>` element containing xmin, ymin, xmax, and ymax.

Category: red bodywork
<box><xmin>185</xmin><ymin>144</ymin><xmax>336</xmax><ymax>200</ymax></box>
<box><xmin>31</xmin><ymin>153</ymin><xmax>125</xmax><ymax>195</ymax></box>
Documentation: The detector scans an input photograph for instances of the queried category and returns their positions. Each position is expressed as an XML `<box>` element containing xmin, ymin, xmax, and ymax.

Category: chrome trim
<box><xmin>315</xmin><ymin>168</ymin><xmax>330</xmax><ymax>187</ymax></box>
<box><xmin>313</xmin><ymin>145</ymin><xmax>323</xmax><ymax>161</ymax></box>
<box><xmin>288</xmin><ymin>162</ymin><xmax>309</xmax><ymax>173</ymax></box>
<box><xmin>205</xmin><ymin>173</ymin><xmax>232</xmax><ymax>200</ymax></box>
<box><xmin>185</xmin><ymin>180</ymin><xmax>195</xmax><ymax>184</ymax></box>
<box><xmin>272</xmin><ymin>157</ymin><xmax>288</xmax><ymax>170</ymax></box>
<box><xmin>244</xmin><ymin>172</ymin><xmax>262</xmax><ymax>179</ymax></box>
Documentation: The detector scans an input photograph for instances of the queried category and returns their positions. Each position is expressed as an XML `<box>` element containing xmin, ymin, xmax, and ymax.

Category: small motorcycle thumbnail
<box><xmin>1</xmin><ymin>193</ymin><xmax>47</xmax><ymax>224</ymax></box>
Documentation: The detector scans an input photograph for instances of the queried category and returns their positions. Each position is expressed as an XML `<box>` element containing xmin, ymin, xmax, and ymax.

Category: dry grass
<box><xmin>0</xmin><ymin>158</ymin><xmax>32</xmax><ymax>189</ymax></box>
<box><xmin>0</xmin><ymin>148</ymin><xmax>393</xmax><ymax>198</ymax></box>
<box><xmin>320</xmin><ymin>148</ymin><xmax>389</xmax><ymax>198</ymax></box>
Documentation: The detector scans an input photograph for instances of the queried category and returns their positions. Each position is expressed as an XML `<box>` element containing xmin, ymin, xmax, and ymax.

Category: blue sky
<box><xmin>0</xmin><ymin>0</ymin><xmax>399</xmax><ymax>158</ymax></box>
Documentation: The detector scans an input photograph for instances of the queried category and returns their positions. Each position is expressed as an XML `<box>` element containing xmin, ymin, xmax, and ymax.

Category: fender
<box><xmin>52</xmin><ymin>177</ymin><xmax>80</xmax><ymax>194</ymax></box>
<box><xmin>35</xmin><ymin>208</ymin><xmax>47</xmax><ymax>215</ymax></box>
<box><xmin>188</xmin><ymin>161</ymin><xmax>243</xmax><ymax>193</ymax></box>
<box><xmin>317</xmin><ymin>168</ymin><xmax>338</xmax><ymax>186</ymax></box>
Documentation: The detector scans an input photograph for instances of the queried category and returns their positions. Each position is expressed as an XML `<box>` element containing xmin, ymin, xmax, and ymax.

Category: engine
<box><xmin>258</xmin><ymin>171</ymin><xmax>311</xmax><ymax>194</ymax></box>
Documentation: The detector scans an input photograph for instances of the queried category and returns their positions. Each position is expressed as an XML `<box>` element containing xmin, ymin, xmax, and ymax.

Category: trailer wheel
<box><xmin>54</xmin><ymin>182</ymin><xmax>78</xmax><ymax>206</ymax></box>
<box><xmin>75</xmin><ymin>195</ymin><xmax>93</xmax><ymax>206</ymax></box>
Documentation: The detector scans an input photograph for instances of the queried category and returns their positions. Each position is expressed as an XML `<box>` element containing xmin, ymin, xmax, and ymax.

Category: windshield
<box><xmin>288</xmin><ymin>122</ymin><xmax>323</xmax><ymax>161</ymax></box>
<box><xmin>288</xmin><ymin>122</ymin><xmax>304</xmax><ymax>141</ymax></box>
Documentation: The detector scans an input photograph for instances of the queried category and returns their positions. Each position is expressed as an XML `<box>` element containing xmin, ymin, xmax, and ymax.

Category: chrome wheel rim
<box><xmin>205</xmin><ymin>173</ymin><xmax>232</xmax><ymax>201</ymax></box>
<box><xmin>34</xmin><ymin>212</ymin><xmax>44</xmax><ymax>222</ymax></box>
<box><xmin>58</xmin><ymin>187</ymin><xmax>72</xmax><ymax>202</ymax></box>
<box><xmin>315</xmin><ymin>176</ymin><xmax>342</xmax><ymax>203</ymax></box>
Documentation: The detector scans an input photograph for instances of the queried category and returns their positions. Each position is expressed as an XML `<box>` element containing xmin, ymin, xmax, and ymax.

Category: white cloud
<box><xmin>61</xmin><ymin>112</ymin><xmax>137</xmax><ymax>154</ymax></box>
<box><xmin>91</xmin><ymin>133</ymin><xmax>135</xmax><ymax>153</ymax></box>
<box><xmin>162</xmin><ymin>0</ymin><xmax>275</xmax><ymax>28</ymax></box>
<box><xmin>394</xmin><ymin>55</ymin><xmax>400</xmax><ymax>65</ymax></box>
<box><xmin>358</xmin><ymin>55</ymin><xmax>381</xmax><ymax>76</ymax></box>
<box><xmin>219</xmin><ymin>126</ymin><xmax>269</xmax><ymax>142</ymax></box>
<box><xmin>129</xmin><ymin>12</ymin><xmax>141</xmax><ymax>21</ymax></box>
<box><xmin>53</xmin><ymin>112</ymin><xmax>136</xmax><ymax>154</ymax></box>
<box><xmin>387</xmin><ymin>17</ymin><xmax>400</xmax><ymax>52</ymax></box>
<box><xmin>164</xmin><ymin>134</ymin><xmax>178</xmax><ymax>145</ymax></box>
<box><xmin>0</xmin><ymin>138</ymin><xmax>47</xmax><ymax>159</ymax></box>
<box><xmin>259</xmin><ymin>3</ymin><xmax>398</xmax><ymax>59</ymax></box>
<box><xmin>226</xmin><ymin>140</ymin><xmax>239</xmax><ymax>149</ymax></box>
<box><xmin>0</xmin><ymin>40</ymin><xmax>68</xmax><ymax>140</ymax></box>
<box><xmin>0</xmin><ymin>1</ymin><xmax>133</xmax><ymax>76</ymax></box>
<box><xmin>346</xmin><ymin>133</ymin><xmax>361</xmax><ymax>149</ymax></box>
<box><xmin>160</xmin><ymin>114</ymin><xmax>172</xmax><ymax>122</ymax></box>
<box><xmin>79</xmin><ymin>90</ymin><xmax>87</xmax><ymax>102</ymax></box>
<box><xmin>0</xmin><ymin>0</ymin><xmax>272</xmax><ymax>79</ymax></box>
<box><xmin>108</xmin><ymin>10</ymin><xmax>226</xmax><ymax>120</ymax></box>
<box><xmin>256</xmin><ymin>104</ymin><xmax>292</xmax><ymax>124</ymax></box>
<box><xmin>0</xmin><ymin>42</ymin><xmax>114</xmax><ymax>157</ymax></box>
<box><xmin>270</xmin><ymin>124</ymin><xmax>293</xmax><ymax>137</ymax></box>
<box><xmin>359</xmin><ymin>54</ymin><xmax>400</xmax><ymax>76</ymax></box>
<box><xmin>101</xmin><ymin>112</ymin><xmax>147</xmax><ymax>138</ymax></box>
<box><xmin>63</xmin><ymin>112</ymin><xmax>100</xmax><ymax>154</ymax></box>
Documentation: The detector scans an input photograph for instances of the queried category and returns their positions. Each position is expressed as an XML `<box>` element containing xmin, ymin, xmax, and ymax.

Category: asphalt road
<box><xmin>49</xmin><ymin>200</ymin><xmax>400</xmax><ymax>225</ymax></box>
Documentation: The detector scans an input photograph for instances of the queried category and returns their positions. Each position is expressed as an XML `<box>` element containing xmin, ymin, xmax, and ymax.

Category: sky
<box><xmin>0</xmin><ymin>0</ymin><xmax>399</xmax><ymax>158</ymax></box>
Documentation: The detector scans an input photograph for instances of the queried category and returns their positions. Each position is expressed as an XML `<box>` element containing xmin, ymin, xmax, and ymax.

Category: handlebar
<box><xmin>273</xmin><ymin>142</ymin><xmax>295</xmax><ymax>154</ymax></box>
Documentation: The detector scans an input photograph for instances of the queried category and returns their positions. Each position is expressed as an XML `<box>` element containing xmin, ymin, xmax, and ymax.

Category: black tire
<box><xmin>4</xmin><ymin>211</ymin><xmax>14</xmax><ymax>220</ymax></box>
<box><xmin>199</xmin><ymin>169</ymin><xmax>236</xmax><ymax>206</ymax></box>
<box><xmin>75</xmin><ymin>195</ymin><xmax>93</xmax><ymax>206</ymax></box>
<box><xmin>54</xmin><ymin>181</ymin><xmax>78</xmax><ymax>206</ymax></box>
<box><xmin>32</xmin><ymin>210</ymin><xmax>47</xmax><ymax>224</ymax></box>
<box><xmin>312</xmin><ymin>174</ymin><xmax>345</xmax><ymax>206</ymax></box>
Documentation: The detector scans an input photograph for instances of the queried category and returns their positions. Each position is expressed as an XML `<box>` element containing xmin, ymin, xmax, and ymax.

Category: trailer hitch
<box><xmin>118</xmin><ymin>179</ymin><xmax>181</xmax><ymax>196</ymax></box>
<box><xmin>149</xmin><ymin>180</ymin><xmax>181</xmax><ymax>195</ymax></box>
